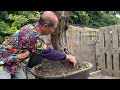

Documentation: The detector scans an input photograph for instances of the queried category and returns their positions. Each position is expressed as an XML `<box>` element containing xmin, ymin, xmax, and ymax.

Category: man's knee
<box><xmin>27</xmin><ymin>53</ymin><xmax>44</xmax><ymax>68</ymax></box>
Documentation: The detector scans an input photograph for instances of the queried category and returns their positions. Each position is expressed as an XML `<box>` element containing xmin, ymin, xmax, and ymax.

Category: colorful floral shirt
<box><xmin>0</xmin><ymin>22</ymin><xmax>66</xmax><ymax>75</ymax></box>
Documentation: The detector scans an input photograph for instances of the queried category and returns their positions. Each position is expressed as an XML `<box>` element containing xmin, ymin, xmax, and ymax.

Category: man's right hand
<box><xmin>66</xmin><ymin>55</ymin><xmax>77</xmax><ymax>67</ymax></box>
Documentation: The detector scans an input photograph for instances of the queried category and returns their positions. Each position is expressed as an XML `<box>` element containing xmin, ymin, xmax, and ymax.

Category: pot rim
<box><xmin>30</xmin><ymin>61</ymin><xmax>93</xmax><ymax>78</ymax></box>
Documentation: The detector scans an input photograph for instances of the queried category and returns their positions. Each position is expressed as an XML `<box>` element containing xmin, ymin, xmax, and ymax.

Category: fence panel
<box><xmin>112</xmin><ymin>25</ymin><xmax>120</xmax><ymax>77</ymax></box>
<box><xmin>67</xmin><ymin>26</ymin><xmax>98</xmax><ymax>71</ymax></box>
<box><xmin>98</xmin><ymin>24</ymin><xmax>120</xmax><ymax>77</ymax></box>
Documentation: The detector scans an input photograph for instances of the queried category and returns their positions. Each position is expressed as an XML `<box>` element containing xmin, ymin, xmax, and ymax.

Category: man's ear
<box><xmin>44</xmin><ymin>24</ymin><xmax>48</xmax><ymax>28</ymax></box>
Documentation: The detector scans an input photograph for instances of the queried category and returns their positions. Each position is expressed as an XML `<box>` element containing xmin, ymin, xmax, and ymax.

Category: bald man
<box><xmin>0</xmin><ymin>11</ymin><xmax>77</xmax><ymax>79</ymax></box>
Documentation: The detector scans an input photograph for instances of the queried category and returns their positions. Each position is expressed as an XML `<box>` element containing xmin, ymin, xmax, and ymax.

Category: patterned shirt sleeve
<box><xmin>34</xmin><ymin>36</ymin><xmax>66</xmax><ymax>61</ymax></box>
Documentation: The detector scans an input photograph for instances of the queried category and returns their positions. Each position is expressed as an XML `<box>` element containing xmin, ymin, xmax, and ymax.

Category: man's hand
<box><xmin>66</xmin><ymin>55</ymin><xmax>77</xmax><ymax>67</ymax></box>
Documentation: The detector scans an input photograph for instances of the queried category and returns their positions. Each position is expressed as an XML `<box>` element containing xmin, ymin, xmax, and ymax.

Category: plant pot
<box><xmin>30</xmin><ymin>61</ymin><xmax>93</xmax><ymax>79</ymax></box>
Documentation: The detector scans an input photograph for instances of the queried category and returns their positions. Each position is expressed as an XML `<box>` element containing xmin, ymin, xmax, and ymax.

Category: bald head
<box><xmin>38</xmin><ymin>11</ymin><xmax>58</xmax><ymax>27</ymax></box>
<box><xmin>42</xmin><ymin>11</ymin><xmax>58</xmax><ymax>22</ymax></box>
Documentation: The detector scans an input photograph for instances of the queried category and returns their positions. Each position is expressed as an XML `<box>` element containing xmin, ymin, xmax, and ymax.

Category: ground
<box><xmin>26</xmin><ymin>71</ymin><xmax>35</xmax><ymax>79</ymax></box>
<box><xmin>88</xmin><ymin>74</ymin><xmax>120</xmax><ymax>79</ymax></box>
<box><xmin>26</xmin><ymin>72</ymin><xmax>120</xmax><ymax>79</ymax></box>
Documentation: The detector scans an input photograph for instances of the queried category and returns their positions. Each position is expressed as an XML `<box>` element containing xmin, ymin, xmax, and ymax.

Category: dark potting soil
<box><xmin>34</xmin><ymin>59</ymin><xmax>90</xmax><ymax>76</ymax></box>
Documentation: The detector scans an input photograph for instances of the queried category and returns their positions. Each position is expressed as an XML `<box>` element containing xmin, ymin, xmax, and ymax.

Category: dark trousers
<box><xmin>27</xmin><ymin>53</ymin><xmax>44</xmax><ymax>68</ymax></box>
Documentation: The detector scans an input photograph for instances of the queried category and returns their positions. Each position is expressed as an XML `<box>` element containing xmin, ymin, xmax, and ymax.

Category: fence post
<box><xmin>112</xmin><ymin>25</ymin><xmax>120</xmax><ymax>77</ymax></box>
<box><xmin>105</xmin><ymin>26</ymin><xmax>113</xmax><ymax>76</ymax></box>
<box><xmin>99</xmin><ymin>27</ymin><xmax>106</xmax><ymax>74</ymax></box>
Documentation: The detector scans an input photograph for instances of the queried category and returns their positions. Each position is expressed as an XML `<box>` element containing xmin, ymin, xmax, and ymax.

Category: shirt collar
<box><xmin>33</xmin><ymin>22</ymin><xmax>42</xmax><ymax>35</ymax></box>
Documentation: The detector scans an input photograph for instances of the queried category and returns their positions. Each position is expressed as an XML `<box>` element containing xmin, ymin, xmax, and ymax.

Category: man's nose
<box><xmin>52</xmin><ymin>29</ymin><xmax>54</xmax><ymax>32</ymax></box>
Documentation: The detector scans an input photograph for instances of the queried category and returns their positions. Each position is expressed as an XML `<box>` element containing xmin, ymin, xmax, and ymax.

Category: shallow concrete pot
<box><xmin>30</xmin><ymin>61</ymin><xmax>93</xmax><ymax>79</ymax></box>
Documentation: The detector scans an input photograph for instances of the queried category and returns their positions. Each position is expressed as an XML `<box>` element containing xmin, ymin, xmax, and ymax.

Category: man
<box><xmin>0</xmin><ymin>11</ymin><xmax>77</xmax><ymax>79</ymax></box>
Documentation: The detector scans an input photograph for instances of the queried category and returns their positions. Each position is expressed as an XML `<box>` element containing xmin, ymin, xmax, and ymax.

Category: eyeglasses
<box><xmin>51</xmin><ymin>27</ymin><xmax>57</xmax><ymax>30</ymax></box>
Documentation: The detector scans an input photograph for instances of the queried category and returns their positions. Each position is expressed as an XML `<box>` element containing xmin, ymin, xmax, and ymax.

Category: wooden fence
<box><xmin>68</xmin><ymin>24</ymin><xmax>120</xmax><ymax>77</ymax></box>
<box><xmin>99</xmin><ymin>24</ymin><xmax>120</xmax><ymax>77</ymax></box>
<box><xmin>67</xmin><ymin>25</ymin><xmax>99</xmax><ymax>71</ymax></box>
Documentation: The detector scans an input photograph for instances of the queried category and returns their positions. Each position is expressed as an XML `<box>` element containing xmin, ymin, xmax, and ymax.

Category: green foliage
<box><xmin>69</xmin><ymin>11</ymin><xmax>90</xmax><ymax>26</ymax></box>
<box><xmin>7</xmin><ymin>11</ymin><xmax>41</xmax><ymax>29</ymax></box>
<box><xmin>0</xmin><ymin>11</ymin><xmax>120</xmax><ymax>43</ymax></box>
<box><xmin>69</xmin><ymin>11</ymin><xmax>120</xmax><ymax>28</ymax></box>
<box><xmin>0</xmin><ymin>11</ymin><xmax>43</xmax><ymax>41</ymax></box>
<box><xmin>0</xmin><ymin>21</ymin><xmax>10</xmax><ymax>33</ymax></box>
<box><xmin>0</xmin><ymin>19</ymin><xmax>19</xmax><ymax>35</ymax></box>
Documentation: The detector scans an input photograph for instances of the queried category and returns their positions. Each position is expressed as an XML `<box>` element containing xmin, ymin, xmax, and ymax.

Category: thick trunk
<box><xmin>51</xmin><ymin>11</ymin><xmax>72</xmax><ymax>55</ymax></box>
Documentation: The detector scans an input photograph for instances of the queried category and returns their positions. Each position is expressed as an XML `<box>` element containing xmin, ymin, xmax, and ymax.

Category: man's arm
<box><xmin>37</xmin><ymin>47</ymin><xmax>66</xmax><ymax>61</ymax></box>
<box><xmin>35</xmin><ymin>43</ymin><xmax>77</xmax><ymax>66</ymax></box>
<box><xmin>37</xmin><ymin>47</ymin><xmax>77</xmax><ymax>66</ymax></box>
<box><xmin>34</xmin><ymin>33</ymin><xmax>77</xmax><ymax>66</ymax></box>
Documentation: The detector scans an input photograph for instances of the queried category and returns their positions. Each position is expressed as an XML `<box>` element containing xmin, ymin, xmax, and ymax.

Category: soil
<box><xmin>33</xmin><ymin>59</ymin><xmax>90</xmax><ymax>76</ymax></box>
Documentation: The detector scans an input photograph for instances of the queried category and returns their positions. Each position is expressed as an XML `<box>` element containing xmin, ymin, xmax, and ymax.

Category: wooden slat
<box><xmin>99</xmin><ymin>27</ymin><xmax>106</xmax><ymax>74</ymax></box>
<box><xmin>74</xmin><ymin>31</ymin><xmax>79</xmax><ymax>57</ymax></box>
<box><xmin>90</xmin><ymin>32</ymin><xmax>92</xmax><ymax>40</ymax></box>
<box><xmin>112</xmin><ymin>25</ymin><xmax>120</xmax><ymax>77</ymax></box>
<box><xmin>68</xmin><ymin>30</ymin><xmax>74</xmax><ymax>53</ymax></box>
<box><xmin>83</xmin><ymin>32</ymin><xmax>86</xmax><ymax>45</ymax></box>
<box><xmin>96</xmin><ymin>43</ymin><xmax>100</xmax><ymax>70</ymax></box>
<box><xmin>81</xmin><ymin>32</ymin><xmax>84</xmax><ymax>46</ymax></box>
<box><xmin>73</xmin><ymin>30</ymin><xmax>77</xmax><ymax>54</ymax></box>
<box><xmin>90</xmin><ymin>42</ymin><xmax>97</xmax><ymax>71</ymax></box>
<box><xmin>105</xmin><ymin>27</ymin><xmax>113</xmax><ymax>76</ymax></box>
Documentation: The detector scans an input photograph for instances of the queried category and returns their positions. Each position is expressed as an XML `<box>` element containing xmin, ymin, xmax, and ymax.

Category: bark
<box><xmin>51</xmin><ymin>11</ymin><xmax>72</xmax><ymax>55</ymax></box>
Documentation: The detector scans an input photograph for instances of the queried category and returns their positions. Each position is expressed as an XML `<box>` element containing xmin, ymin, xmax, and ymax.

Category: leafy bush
<box><xmin>0</xmin><ymin>11</ymin><xmax>120</xmax><ymax>43</ymax></box>
<box><xmin>69</xmin><ymin>11</ymin><xmax>120</xmax><ymax>28</ymax></box>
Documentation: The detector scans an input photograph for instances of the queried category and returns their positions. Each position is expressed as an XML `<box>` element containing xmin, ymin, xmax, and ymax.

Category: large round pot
<box><xmin>30</xmin><ymin>61</ymin><xmax>93</xmax><ymax>79</ymax></box>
